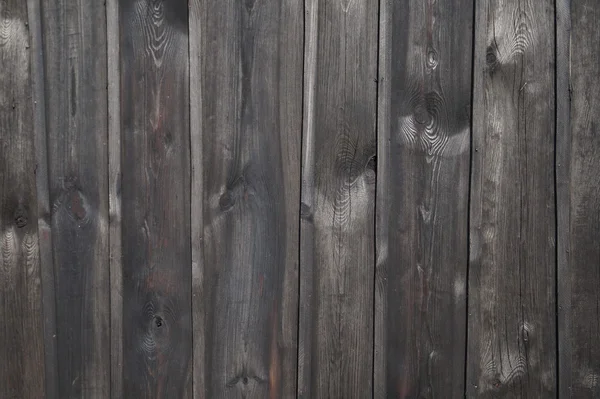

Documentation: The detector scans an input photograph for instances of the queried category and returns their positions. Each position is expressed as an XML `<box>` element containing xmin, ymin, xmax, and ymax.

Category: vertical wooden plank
<box><xmin>298</xmin><ymin>0</ymin><xmax>377</xmax><ymax>396</ymax></box>
<box><xmin>375</xmin><ymin>0</ymin><xmax>473</xmax><ymax>396</ymax></box>
<box><xmin>467</xmin><ymin>0</ymin><xmax>557</xmax><ymax>396</ymax></box>
<box><xmin>0</xmin><ymin>1</ymin><xmax>46</xmax><ymax>397</ymax></box>
<box><xmin>559</xmin><ymin>0</ymin><xmax>600</xmax><ymax>397</ymax></box>
<box><xmin>27</xmin><ymin>0</ymin><xmax>59</xmax><ymax>395</ymax></box>
<box><xmin>190</xmin><ymin>0</ymin><xmax>302</xmax><ymax>396</ymax></box>
<box><xmin>119</xmin><ymin>0</ymin><xmax>191</xmax><ymax>396</ymax></box>
<box><xmin>107</xmin><ymin>0</ymin><xmax>122</xmax><ymax>397</ymax></box>
<box><xmin>41</xmin><ymin>0</ymin><xmax>110</xmax><ymax>396</ymax></box>
<box><xmin>556</xmin><ymin>0</ymin><xmax>571</xmax><ymax>397</ymax></box>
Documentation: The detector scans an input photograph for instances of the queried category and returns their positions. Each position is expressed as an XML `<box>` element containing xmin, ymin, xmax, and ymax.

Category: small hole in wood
<box><xmin>155</xmin><ymin>316</ymin><xmax>163</xmax><ymax>328</ymax></box>
<box><xmin>242</xmin><ymin>377</ymin><xmax>249</xmax><ymax>385</ymax></box>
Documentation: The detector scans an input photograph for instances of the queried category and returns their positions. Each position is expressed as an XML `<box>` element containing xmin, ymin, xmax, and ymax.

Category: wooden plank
<box><xmin>0</xmin><ymin>1</ymin><xmax>46</xmax><ymax>397</ymax></box>
<box><xmin>107</xmin><ymin>0</ymin><xmax>123</xmax><ymax>397</ymax></box>
<box><xmin>467</xmin><ymin>0</ymin><xmax>557</xmax><ymax>396</ymax></box>
<box><xmin>298</xmin><ymin>0</ymin><xmax>377</xmax><ymax>396</ymax></box>
<box><xmin>556</xmin><ymin>0</ymin><xmax>571</xmax><ymax>397</ymax></box>
<box><xmin>375</xmin><ymin>0</ymin><xmax>473</xmax><ymax>396</ymax></box>
<box><xmin>558</xmin><ymin>0</ymin><xmax>600</xmax><ymax>397</ymax></box>
<box><xmin>190</xmin><ymin>0</ymin><xmax>302</xmax><ymax>396</ymax></box>
<box><xmin>41</xmin><ymin>0</ymin><xmax>110</xmax><ymax>396</ymax></box>
<box><xmin>119</xmin><ymin>0</ymin><xmax>191</xmax><ymax>396</ymax></box>
<box><xmin>27</xmin><ymin>0</ymin><xmax>59</xmax><ymax>395</ymax></box>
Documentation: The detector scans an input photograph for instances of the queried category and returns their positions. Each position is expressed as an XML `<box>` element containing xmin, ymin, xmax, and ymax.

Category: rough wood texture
<box><xmin>190</xmin><ymin>0</ymin><xmax>302</xmax><ymax>396</ymax></box>
<box><xmin>41</xmin><ymin>0</ymin><xmax>110</xmax><ymax>396</ymax></box>
<box><xmin>298</xmin><ymin>0</ymin><xmax>377</xmax><ymax>397</ymax></box>
<box><xmin>559</xmin><ymin>0</ymin><xmax>600</xmax><ymax>397</ymax></box>
<box><xmin>119</xmin><ymin>0</ymin><xmax>191</xmax><ymax>396</ymax></box>
<box><xmin>376</xmin><ymin>0</ymin><xmax>473</xmax><ymax>397</ymax></box>
<box><xmin>0</xmin><ymin>1</ymin><xmax>46</xmax><ymax>397</ymax></box>
<box><xmin>467</xmin><ymin>0</ymin><xmax>557</xmax><ymax>396</ymax></box>
<box><xmin>27</xmin><ymin>0</ymin><xmax>59</xmax><ymax>395</ymax></box>
<box><xmin>107</xmin><ymin>0</ymin><xmax>123</xmax><ymax>397</ymax></box>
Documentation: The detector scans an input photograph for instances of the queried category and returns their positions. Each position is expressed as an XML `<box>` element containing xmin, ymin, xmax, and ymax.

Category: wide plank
<box><xmin>558</xmin><ymin>0</ymin><xmax>600</xmax><ymax>397</ymax></box>
<box><xmin>0</xmin><ymin>1</ymin><xmax>46</xmax><ymax>397</ymax></box>
<box><xmin>375</xmin><ymin>0</ymin><xmax>473</xmax><ymax>396</ymax></box>
<box><xmin>467</xmin><ymin>0</ymin><xmax>557</xmax><ymax>396</ymax></box>
<box><xmin>298</xmin><ymin>0</ymin><xmax>377</xmax><ymax>397</ymax></box>
<box><xmin>40</xmin><ymin>0</ymin><xmax>110</xmax><ymax>396</ymax></box>
<box><xmin>190</xmin><ymin>0</ymin><xmax>303</xmax><ymax>396</ymax></box>
<box><xmin>119</xmin><ymin>0</ymin><xmax>192</xmax><ymax>396</ymax></box>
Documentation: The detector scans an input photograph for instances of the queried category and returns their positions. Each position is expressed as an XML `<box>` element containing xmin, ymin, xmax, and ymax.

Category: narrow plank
<box><xmin>559</xmin><ymin>0</ymin><xmax>600</xmax><ymax>397</ymax></box>
<box><xmin>41</xmin><ymin>0</ymin><xmax>110</xmax><ymax>396</ymax></box>
<box><xmin>190</xmin><ymin>0</ymin><xmax>302</xmax><ymax>396</ymax></box>
<box><xmin>0</xmin><ymin>1</ymin><xmax>46</xmax><ymax>398</ymax></box>
<box><xmin>375</xmin><ymin>0</ymin><xmax>473</xmax><ymax>396</ymax></box>
<box><xmin>27</xmin><ymin>0</ymin><xmax>59</xmax><ymax>395</ymax></box>
<box><xmin>107</xmin><ymin>0</ymin><xmax>123</xmax><ymax>397</ymax></box>
<box><xmin>556</xmin><ymin>0</ymin><xmax>571</xmax><ymax>397</ymax></box>
<box><xmin>467</xmin><ymin>0</ymin><xmax>557</xmax><ymax>396</ymax></box>
<box><xmin>119</xmin><ymin>0</ymin><xmax>191</xmax><ymax>396</ymax></box>
<box><xmin>298</xmin><ymin>0</ymin><xmax>377</xmax><ymax>396</ymax></box>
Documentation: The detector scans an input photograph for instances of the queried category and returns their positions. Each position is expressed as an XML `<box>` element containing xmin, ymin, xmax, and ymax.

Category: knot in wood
<box><xmin>14</xmin><ymin>206</ymin><xmax>28</xmax><ymax>228</ymax></box>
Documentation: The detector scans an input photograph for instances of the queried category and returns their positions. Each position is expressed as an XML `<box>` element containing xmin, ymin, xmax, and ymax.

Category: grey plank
<box><xmin>107</xmin><ymin>0</ymin><xmax>123</xmax><ymax>397</ymax></box>
<box><xmin>375</xmin><ymin>0</ymin><xmax>473</xmax><ymax>396</ymax></box>
<box><xmin>119</xmin><ymin>0</ymin><xmax>192</xmax><ymax>396</ymax></box>
<box><xmin>190</xmin><ymin>0</ymin><xmax>302</xmax><ymax>396</ymax></box>
<box><xmin>0</xmin><ymin>1</ymin><xmax>46</xmax><ymax>398</ymax></box>
<box><xmin>27</xmin><ymin>0</ymin><xmax>59</xmax><ymax>395</ymax></box>
<box><xmin>558</xmin><ymin>0</ymin><xmax>600</xmax><ymax>397</ymax></box>
<box><xmin>467</xmin><ymin>0</ymin><xmax>557</xmax><ymax>396</ymax></box>
<box><xmin>40</xmin><ymin>0</ymin><xmax>110</xmax><ymax>396</ymax></box>
<box><xmin>556</xmin><ymin>0</ymin><xmax>571</xmax><ymax>397</ymax></box>
<box><xmin>298</xmin><ymin>0</ymin><xmax>377</xmax><ymax>397</ymax></box>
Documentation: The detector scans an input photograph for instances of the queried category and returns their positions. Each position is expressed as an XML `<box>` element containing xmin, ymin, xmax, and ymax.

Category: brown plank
<box><xmin>375</xmin><ymin>0</ymin><xmax>473</xmax><ymax>396</ymax></box>
<box><xmin>189</xmin><ymin>0</ymin><xmax>303</xmax><ymax>396</ymax></box>
<box><xmin>119</xmin><ymin>0</ymin><xmax>191</xmax><ymax>396</ymax></box>
<box><xmin>558</xmin><ymin>0</ymin><xmax>600</xmax><ymax>397</ymax></box>
<box><xmin>298</xmin><ymin>0</ymin><xmax>377</xmax><ymax>397</ymax></box>
<box><xmin>40</xmin><ymin>0</ymin><xmax>110</xmax><ymax>396</ymax></box>
<box><xmin>0</xmin><ymin>1</ymin><xmax>47</xmax><ymax>398</ymax></box>
<box><xmin>467</xmin><ymin>0</ymin><xmax>557</xmax><ymax>396</ymax></box>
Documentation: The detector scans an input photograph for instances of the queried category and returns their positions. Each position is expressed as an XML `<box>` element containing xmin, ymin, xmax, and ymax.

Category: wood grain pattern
<box><xmin>467</xmin><ymin>0</ymin><xmax>557</xmax><ymax>396</ymax></box>
<box><xmin>27</xmin><ymin>0</ymin><xmax>59</xmax><ymax>395</ymax></box>
<box><xmin>0</xmin><ymin>1</ymin><xmax>46</xmax><ymax>397</ymax></box>
<box><xmin>298</xmin><ymin>0</ymin><xmax>377</xmax><ymax>397</ymax></box>
<box><xmin>107</xmin><ymin>0</ymin><xmax>123</xmax><ymax>397</ymax></box>
<box><xmin>119</xmin><ymin>0</ymin><xmax>191</xmax><ymax>396</ymax></box>
<box><xmin>41</xmin><ymin>0</ymin><xmax>110</xmax><ymax>396</ymax></box>
<box><xmin>376</xmin><ymin>0</ymin><xmax>473</xmax><ymax>397</ymax></box>
<box><xmin>190</xmin><ymin>0</ymin><xmax>302</xmax><ymax>396</ymax></box>
<box><xmin>558</xmin><ymin>0</ymin><xmax>600</xmax><ymax>397</ymax></box>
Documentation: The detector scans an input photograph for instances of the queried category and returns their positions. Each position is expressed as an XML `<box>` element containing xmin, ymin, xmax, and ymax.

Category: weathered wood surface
<box><xmin>190</xmin><ymin>0</ymin><xmax>302</xmax><ymax>396</ymax></box>
<box><xmin>40</xmin><ymin>0</ymin><xmax>110</xmax><ymax>396</ymax></box>
<box><xmin>0</xmin><ymin>1</ymin><xmax>46</xmax><ymax>398</ymax></box>
<box><xmin>119</xmin><ymin>0</ymin><xmax>191</xmax><ymax>396</ymax></box>
<box><xmin>298</xmin><ymin>0</ymin><xmax>378</xmax><ymax>397</ymax></box>
<box><xmin>467</xmin><ymin>0</ymin><xmax>557</xmax><ymax>397</ymax></box>
<box><xmin>376</xmin><ymin>0</ymin><xmax>473</xmax><ymax>397</ymax></box>
<box><xmin>558</xmin><ymin>0</ymin><xmax>600</xmax><ymax>397</ymax></box>
<box><xmin>107</xmin><ymin>0</ymin><xmax>122</xmax><ymax>397</ymax></box>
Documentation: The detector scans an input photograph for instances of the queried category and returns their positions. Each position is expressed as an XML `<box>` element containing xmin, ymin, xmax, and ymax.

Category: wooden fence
<box><xmin>1</xmin><ymin>0</ymin><xmax>598</xmax><ymax>397</ymax></box>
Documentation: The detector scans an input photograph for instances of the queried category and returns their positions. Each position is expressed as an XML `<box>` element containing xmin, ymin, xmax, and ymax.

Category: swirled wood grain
<box><xmin>0</xmin><ymin>1</ymin><xmax>46</xmax><ymax>397</ymax></box>
<box><xmin>190</xmin><ymin>0</ymin><xmax>302</xmax><ymax>396</ymax></box>
<box><xmin>467</xmin><ymin>0</ymin><xmax>557</xmax><ymax>396</ymax></box>
<box><xmin>376</xmin><ymin>0</ymin><xmax>473</xmax><ymax>397</ymax></box>
<box><xmin>120</xmin><ymin>0</ymin><xmax>191</xmax><ymax>396</ymax></box>
<box><xmin>41</xmin><ymin>0</ymin><xmax>110</xmax><ymax>395</ymax></box>
<box><xmin>298</xmin><ymin>0</ymin><xmax>377</xmax><ymax>397</ymax></box>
